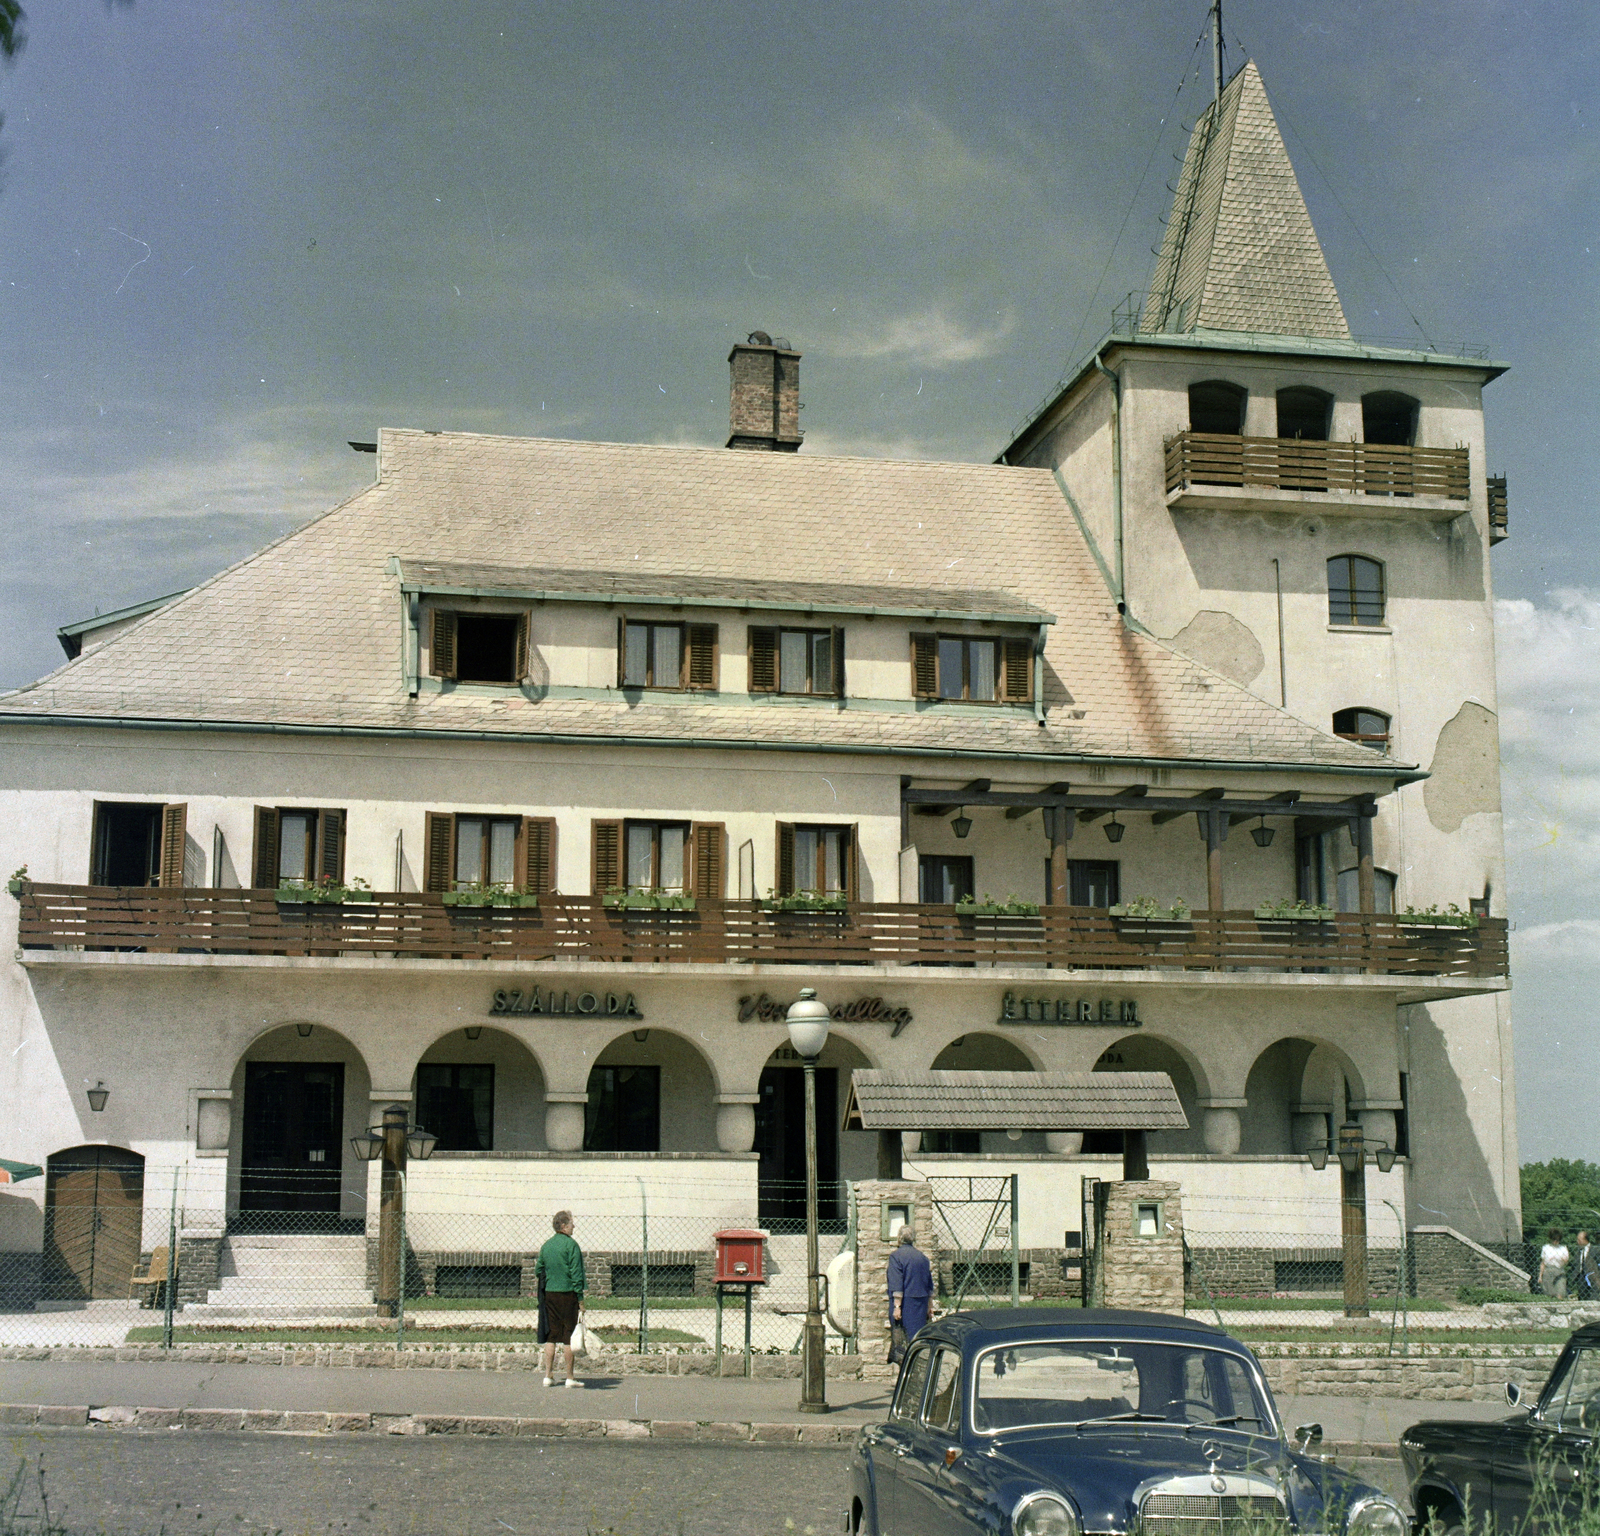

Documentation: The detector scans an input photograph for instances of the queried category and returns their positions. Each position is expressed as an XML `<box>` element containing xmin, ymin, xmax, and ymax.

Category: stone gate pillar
<box><xmin>1089</xmin><ymin>1180</ymin><xmax>1185</xmax><ymax>1313</ymax></box>
<box><xmin>853</xmin><ymin>1179</ymin><xmax>934</xmax><ymax>1365</ymax></box>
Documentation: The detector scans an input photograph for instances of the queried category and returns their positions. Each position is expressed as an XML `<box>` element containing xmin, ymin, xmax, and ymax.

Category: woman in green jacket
<box><xmin>536</xmin><ymin>1210</ymin><xmax>586</xmax><ymax>1387</ymax></box>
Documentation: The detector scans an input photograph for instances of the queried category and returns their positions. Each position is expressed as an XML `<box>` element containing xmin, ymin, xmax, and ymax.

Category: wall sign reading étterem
<box><xmin>999</xmin><ymin>993</ymin><xmax>1140</xmax><ymax>1026</ymax></box>
<box><xmin>491</xmin><ymin>988</ymin><xmax>643</xmax><ymax>1019</ymax></box>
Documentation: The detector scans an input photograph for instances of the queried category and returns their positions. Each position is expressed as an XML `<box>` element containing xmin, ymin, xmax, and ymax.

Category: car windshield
<box><xmin>972</xmin><ymin>1339</ymin><xmax>1274</xmax><ymax>1435</ymax></box>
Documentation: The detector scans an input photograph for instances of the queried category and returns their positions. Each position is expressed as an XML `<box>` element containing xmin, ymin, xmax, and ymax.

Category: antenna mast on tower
<box><xmin>1210</xmin><ymin>0</ymin><xmax>1223</xmax><ymax>101</ymax></box>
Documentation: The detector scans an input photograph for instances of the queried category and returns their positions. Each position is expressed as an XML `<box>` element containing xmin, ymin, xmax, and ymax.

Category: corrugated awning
<box><xmin>842</xmin><ymin>1070</ymin><xmax>1188</xmax><ymax>1132</ymax></box>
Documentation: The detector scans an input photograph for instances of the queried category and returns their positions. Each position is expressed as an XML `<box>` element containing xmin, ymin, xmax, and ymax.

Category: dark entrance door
<box><xmin>240</xmin><ymin>1062</ymin><xmax>345</xmax><ymax>1220</ymax></box>
<box><xmin>756</xmin><ymin>1060</ymin><xmax>840</xmax><ymax>1226</ymax></box>
<box><xmin>43</xmin><ymin>1146</ymin><xmax>145</xmax><ymax>1300</ymax></box>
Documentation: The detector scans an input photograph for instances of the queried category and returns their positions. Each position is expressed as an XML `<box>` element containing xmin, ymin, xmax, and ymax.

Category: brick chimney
<box><xmin>726</xmin><ymin>331</ymin><xmax>802</xmax><ymax>451</ymax></box>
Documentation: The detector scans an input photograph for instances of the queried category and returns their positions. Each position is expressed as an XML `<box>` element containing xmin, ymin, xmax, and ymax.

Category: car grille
<box><xmin>1139</xmin><ymin>1493</ymin><xmax>1289</xmax><ymax>1536</ymax></box>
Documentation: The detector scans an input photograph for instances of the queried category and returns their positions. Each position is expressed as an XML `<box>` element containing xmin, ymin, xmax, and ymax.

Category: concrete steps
<box><xmin>184</xmin><ymin>1233</ymin><xmax>377</xmax><ymax>1320</ymax></box>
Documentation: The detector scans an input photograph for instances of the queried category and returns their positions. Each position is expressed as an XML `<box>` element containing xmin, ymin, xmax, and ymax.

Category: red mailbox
<box><xmin>714</xmin><ymin>1228</ymin><xmax>768</xmax><ymax>1284</ymax></box>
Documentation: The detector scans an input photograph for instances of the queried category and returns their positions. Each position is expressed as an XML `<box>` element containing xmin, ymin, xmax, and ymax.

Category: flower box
<box><xmin>602</xmin><ymin>891</ymin><xmax>696</xmax><ymax>912</ymax></box>
<box><xmin>1109</xmin><ymin>899</ymin><xmax>1191</xmax><ymax>922</ymax></box>
<box><xmin>275</xmin><ymin>881</ymin><xmax>372</xmax><ymax>906</ymax></box>
<box><xmin>441</xmin><ymin>889</ymin><xmax>540</xmax><ymax>909</ymax></box>
<box><xmin>1253</xmin><ymin>902</ymin><xmax>1336</xmax><ymax>922</ymax></box>
<box><xmin>1399</xmin><ymin>908</ymin><xmax>1479</xmax><ymax>930</ymax></box>
<box><xmin>956</xmin><ymin>898</ymin><xmax>1042</xmax><ymax>918</ymax></box>
<box><xmin>763</xmin><ymin>893</ymin><xmax>849</xmax><ymax>913</ymax></box>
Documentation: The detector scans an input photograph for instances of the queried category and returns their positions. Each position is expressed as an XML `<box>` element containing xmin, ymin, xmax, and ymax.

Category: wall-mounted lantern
<box><xmin>1250</xmin><ymin>816</ymin><xmax>1276</xmax><ymax>848</ymax></box>
<box><xmin>86</xmin><ymin>1081</ymin><xmax>109</xmax><ymax>1113</ymax></box>
<box><xmin>951</xmin><ymin>809</ymin><xmax>972</xmax><ymax>839</ymax></box>
<box><xmin>1104</xmin><ymin>814</ymin><xmax>1125</xmax><ymax>844</ymax></box>
<box><xmin>296</xmin><ymin>1022</ymin><xmax>314</xmax><ymax>1038</ymax></box>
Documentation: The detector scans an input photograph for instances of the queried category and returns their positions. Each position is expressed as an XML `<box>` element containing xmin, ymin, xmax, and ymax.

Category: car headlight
<box><xmin>1012</xmin><ymin>1491</ymin><xmax>1080</xmax><ymax>1536</ymax></box>
<box><xmin>1347</xmin><ymin>1495</ymin><xmax>1409</xmax><ymax>1536</ymax></box>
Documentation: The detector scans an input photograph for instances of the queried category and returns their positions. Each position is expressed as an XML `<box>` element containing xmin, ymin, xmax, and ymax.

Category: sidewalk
<box><xmin>0</xmin><ymin>1357</ymin><xmax>1507</xmax><ymax>1451</ymax></box>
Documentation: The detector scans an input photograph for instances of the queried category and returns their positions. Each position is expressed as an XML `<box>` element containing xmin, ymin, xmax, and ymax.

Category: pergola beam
<box><xmin>900</xmin><ymin>786</ymin><xmax>1371</xmax><ymax>820</ymax></box>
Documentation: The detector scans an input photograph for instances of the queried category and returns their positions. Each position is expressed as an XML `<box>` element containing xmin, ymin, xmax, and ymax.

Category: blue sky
<box><xmin>0</xmin><ymin>0</ymin><xmax>1594</xmax><ymax>1158</ymax></box>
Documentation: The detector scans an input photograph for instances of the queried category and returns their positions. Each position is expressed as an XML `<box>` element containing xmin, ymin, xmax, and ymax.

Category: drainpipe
<box><xmin>1033</xmin><ymin>623</ymin><xmax>1047</xmax><ymax>726</ymax></box>
<box><xmin>1092</xmin><ymin>356</ymin><xmax>1126</xmax><ymax>618</ymax></box>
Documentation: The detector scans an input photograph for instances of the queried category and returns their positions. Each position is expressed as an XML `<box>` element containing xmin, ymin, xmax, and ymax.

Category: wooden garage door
<box><xmin>43</xmin><ymin>1146</ymin><xmax>145</xmax><ymax>1300</ymax></box>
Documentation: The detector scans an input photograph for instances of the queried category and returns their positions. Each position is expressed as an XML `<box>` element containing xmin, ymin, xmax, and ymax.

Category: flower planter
<box><xmin>762</xmin><ymin>897</ymin><xmax>849</xmax><ymax>914</ymax></box>
<box><xmin>1253</xmin><ymin>904</ymin><xmax>1335</xmax><ymax>922</ymax></box>
<box><xmin>956</xmin><ymin>903</ymin><xmax>1041</xmax><ymax>918</ymax></box>
<box><xmin>6</xmin><ymin>879</ymin><xmax>27</xmax><ymax>899</ymax></box>
<box><xmin>275</xmin><ymin>883</ymin><xmax>372</xmax><ymax>906</ymax></box>
<box><xmin>441</xmin><ymin>891</ymin><xmax>540</xmax><ymax>909</ymax></box>
<box><xmin>602</xmin><ymin>894</ymin><xmax>696</xmax><ymax>912</ymax></box>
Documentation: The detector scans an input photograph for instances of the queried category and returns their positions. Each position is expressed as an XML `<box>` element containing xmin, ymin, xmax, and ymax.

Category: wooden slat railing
<box><xmin>13</xmin><ymin>886</ymin><xmax>1508</xmax><ymax>978</ymax></box>
<box><xmin>1164</xmin><ymin>432</ymin><xmax>1470</xmax><ymax>500</ymax></box>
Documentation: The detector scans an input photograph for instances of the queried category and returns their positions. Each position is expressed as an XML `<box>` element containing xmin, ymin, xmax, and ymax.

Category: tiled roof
<box><xmin>395</xmin><ymin>560</ymin><xmax>1054</xmax><ymax>622</ymax></box>
<box><xmin>1140</xmin><ymin>62</ymin><xmax>1350</xmax><ymax>340</ymax></box>
<box><xmin>843</xmin><ymin>1070</ymin><xmax>1189</xmax><ymax>1130</ymax></box>
<box><xmin>0</xmin><ymin>429</ymin><xmax>1393</xmax><ymax>771</ymax></box>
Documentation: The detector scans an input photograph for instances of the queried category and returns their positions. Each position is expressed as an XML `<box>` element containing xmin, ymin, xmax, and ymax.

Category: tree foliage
<box><xmin>0</xmin><ymin>1</ymin><xmax>22</xmax><ymax>62</ymax></box>
<box><xmin>1521</xmin><ymin>1159</ymin><xmax>1600</xmax><ymax>1244</ymax></box>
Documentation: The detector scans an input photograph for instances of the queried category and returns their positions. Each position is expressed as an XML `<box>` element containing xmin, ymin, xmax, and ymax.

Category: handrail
<box><xmin>13</xmin><ymin>885</ymin><xmax>1508</xmax><ymax>979</ymax></box>
<box><xmin>1165</xmin><ymin>432</ymin><xmax>1470</xmax><ymax>500</ymax></box>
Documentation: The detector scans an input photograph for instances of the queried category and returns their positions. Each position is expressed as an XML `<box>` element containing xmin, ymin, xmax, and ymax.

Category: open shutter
<box><xmin>520</xmin><ymin>816</ymin><xmax>558</xmax><ymax>895</ymax></box>
<box><xmin>251</xmin><ymin>807</ymin><xmax>280</xmax><ymax>889</ymax></box>
<box><xmin>1001</xmin><ymin>638</ymin><xmax>1032</xmax><ymax>702</ymax></box>
<box><xmin>430</xmin><ymin>610</ymin><xmax>458</xmax><ymax>679</ymax></box>
<box><xmin>912</xmin><ymin>634</ymin><xmax>939</xmax><ymax>698</ymax></box>
<box><xmin>775</xmin><ymin>821</ymin><xmax>796</xmax><ymax>896</ymax></box>
<box><xmin>748</xmin><ymin>626</ymin><xmax>778</xmax><ymax>693</ymax></box>
<box><xmin>317</xmin><ymin>809</ymin><xmax>346</xmax><ymax>882</ymax></box>
<box><xmin>616</xmin><ymin>617</ymin><xmax>627</xmax><ymax>687</ymax></box>
<box><xmin>844</xmin><ymin>823</ymin><xmax>860</xmax><ymax>903</ymax></box>
<box><xmin>687</xmin><ymin>624</ymin><xmax>718</xmax><ymax>691</ymax></box>
<box><xmin>424</xmin><ymin>812</ymin><xmax>455</xmax><ymax>894</ymax></box>
<box><xmin>690</xmin><ymin>822</ymin><xmax>726</xmax><ymax>899</ymax></box>
<box><xmin>591</xmin><ymin>818</ymin><xmax>623</xmax><ymax>894</ymax></box>
<box><xmin>158</xmin><ymin>803</ymin><xmax>188</xmax><ymax>888</ymax></box>
<box><xmin>833</xmin><ymin>627</ymin><xmax>846</xmax><ymax>698</ymax></box>
<box><xmin>513</xmin><ymin>611</ymin><xmax>531</xmax><ymax>683</ymax></box>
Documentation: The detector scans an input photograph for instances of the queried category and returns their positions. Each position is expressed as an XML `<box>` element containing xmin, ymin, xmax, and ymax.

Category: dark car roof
<box><xmin>921</xmin><ymin>1307</ymin><xmax>1230</xmax><ymax>1351</ymax></box>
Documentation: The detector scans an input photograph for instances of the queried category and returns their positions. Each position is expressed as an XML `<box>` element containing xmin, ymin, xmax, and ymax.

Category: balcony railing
<box><xmin>1487</xmin><ymin>474</ymin><xmax>1509</xmax><ymax>543</ymax></box>
<box><xmin>1164</xmin><ymin>432</ymin><xmax>1470</xmax><ymax>501</ymax></box>
<box><xmin>14</xmin><ymin>886</ymin><xmax>1508</xmax><ymax>978</ymax></box>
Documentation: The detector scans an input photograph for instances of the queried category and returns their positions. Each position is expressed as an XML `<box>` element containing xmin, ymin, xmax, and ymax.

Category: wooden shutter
<box><xmin>690</xmin><ymin>822</ymin><xmax>725</xmax><ymax>899</ymax></box>
<box><xmin>317</xmin><ymin>809</ymin><xmax>346</xmax><ymax>882</ymax></box>
<box><xmin>251</xmin><ymin>807</ymin><xmax>280</xmax><ymax>889</ymax></box>
<box><xmin>833</xmin><ymin>627</ymin><xmax>846</xmax><ymax>697</ymax></box>
<box><xmin>844</xmin><ymin>823</ymin><xmax>860</xmax><ymax>903</ymax></box>
<box><xmin>424</xmin><ymin>812</ymin><xmax>455</xmax><ymax>894</ymax></box>
<box><xmin>520</xmin><ymin>816</ymin><xmax>558</xmax><ymax>895</ymax></box>
<box><xmin>513</xmin><ymin>611</ymin><xmax>531</xmax><ymax>683</ymax></box>
<box><xmin>1001</xmin><ymin>638</ymin><xmax>1032</xmax><ymax>701</ymax></box>
<box><xmin>775</xmin><ymin>821</ymin><xmax>796</xmax><ymax>896</ymax></box>
<box><xmin>748</xmin><ymin>626</ymin><xmax>778</xmax><ymax>693</ymax></box>
<box><xmin>591</xmin><ymin>818</ymin><xmax>623</xmax><ymax>894</ymax></box>
<box><xmin>687</xmin><ymin>624</ymin><xmax>718</xmax><ymax>691</ymax></box>
<box><xmin>617</xmin><ymin>617</ymin><xmax>627</xmax><ymax>687</ymax></box>
<box><xmin>430</xmin><ymin>609</ymin><xmax>457</xmax><ymax>679</ymax></box>
<box><xmin>158</xmin><ymin>803</ymin><xmax>188</xmax><ymax>888</ymax></box>
<box><xmin>912</xmin><ymin>633</ymin><xmax>939</xmax><ymax>698</ymax></box>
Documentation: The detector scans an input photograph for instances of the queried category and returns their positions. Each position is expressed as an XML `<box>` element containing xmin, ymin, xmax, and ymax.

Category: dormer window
<box><xmin>1333</xmin><ymin>708</ymin><xmax>1391</xmax><ymax>753</ymax></box>
<box><xmin>620</xmin><ymin>621</ymin><xmax>718</xmax><ymax>691</ymax></box>
<box><xmin>912</xmin><ymin>634</ymin><xmax>1032</xmax><ymax>703</ymax></box>
<box><xmin>430</xmin><ymin>609</ymin><xmax>530</xmax><ymax>684</ymax></box>
<box><xmin>748</xmin><ymin>626</ymin><xmax>843</xmax><ymax>697</ymax></box>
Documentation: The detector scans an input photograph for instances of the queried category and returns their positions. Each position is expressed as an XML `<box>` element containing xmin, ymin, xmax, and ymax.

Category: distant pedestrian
<box><xmin>537</xmin><ymin>1210</ymin><xmax>586</xmax><ymax>1388</ymax></box>
<box><xmin>1539</xmin><ymin>1227</ymin><xmax>1570</xmax><ymax>1298</ymax></box>
<box><xmin>887</xmin><ymin>1225</ymin><xmax>933</xmax><ymax>1364</ymax></box>
<box><xmin>1578</xmin><ymin>1232</ymin><xmax>1600</xmax><ymax>1300</ymax></box>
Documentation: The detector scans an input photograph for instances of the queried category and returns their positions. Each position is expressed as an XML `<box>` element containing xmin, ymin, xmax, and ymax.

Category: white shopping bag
<box><xmin>570</xmin><ymin>1319</ymin><xmax>591</xmax><ymax>1357</ymax></box>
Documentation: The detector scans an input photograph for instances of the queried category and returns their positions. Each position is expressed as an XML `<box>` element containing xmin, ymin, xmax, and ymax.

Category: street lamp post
<box><xmin>351</xmin><ymin>1104</ymin><xmax>438</xmax><ymax>1319</ymax></box>
<box><xmin>1306</xmin><ymin>1121</ymin><xmax>1397</xmax><ymax>1320</ymax></box>
<box><xmin>786</xmin><ymin>987</ymin><xmax>832</xmax><ymax>1415</ymax></box>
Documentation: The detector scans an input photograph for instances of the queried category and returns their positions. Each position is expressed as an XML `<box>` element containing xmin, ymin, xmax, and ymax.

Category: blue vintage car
<box><xmin>845</xmin><ymin>1308</ymin><xmax>1408</xmax><ymax>1536</ymax></box>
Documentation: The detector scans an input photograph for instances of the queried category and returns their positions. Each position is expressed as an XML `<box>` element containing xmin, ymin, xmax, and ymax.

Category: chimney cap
<box><xmin>747</xmin><ymin>330</ymin><xmax>772</xmax><ymax>346</ymax></box>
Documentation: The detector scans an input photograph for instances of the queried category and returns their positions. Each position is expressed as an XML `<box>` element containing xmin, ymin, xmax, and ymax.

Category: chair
<box><xmin>129</xmin><ymin>1245</ymin><xmax>176</xmax><ymax>1308</ymax></box>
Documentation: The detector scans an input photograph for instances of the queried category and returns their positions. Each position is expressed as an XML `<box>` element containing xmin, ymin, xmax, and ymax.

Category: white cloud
<box><xmin>812</xmin><ymin>307</ymin><xmax>1017</xmax><ymax>367</ymax></box>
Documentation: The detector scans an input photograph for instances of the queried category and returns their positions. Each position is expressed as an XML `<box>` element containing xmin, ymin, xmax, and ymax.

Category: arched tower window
<box><xmin>1333</xmin><ymin>707</ymin><xmax>1391</xmax><ymax>753</ymax></box>
<box><xmin>1327</xmin><ymin>554</ymin><xmax>1385</xmax><ymax>627</ymax></box>
<box><xmin>1188</xmin><ymin>380</ymin><xmax>1247</xmax><ymax>435</ymax></box>
<box><xmin>1362</xmin><ymin>391</ymin><xmax>1418</xmax><ymax>446</ymax></box>
<box><xmin>1276</xmin><ymin>386</ymin><xmax>1332</xmax><ymax>441</ymax></box>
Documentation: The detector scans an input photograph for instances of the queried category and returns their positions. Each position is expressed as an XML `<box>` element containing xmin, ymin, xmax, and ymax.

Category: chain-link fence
<box><xmin>2</xmin><ymin>1170</ymin><xmax>1594</xmax><ymax>1357</ymax></box>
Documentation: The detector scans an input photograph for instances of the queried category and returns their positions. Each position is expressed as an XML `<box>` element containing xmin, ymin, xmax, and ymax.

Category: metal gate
<box><xmin>927</xmin><ymin>1175</ymin><xmax>1020</xmax><ymax>1308</ymax></box>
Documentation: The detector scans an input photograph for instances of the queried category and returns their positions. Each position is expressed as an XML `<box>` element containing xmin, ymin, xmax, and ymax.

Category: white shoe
<box><xmin>564</xmin><ymin>1378</ymin><xmax>583</xmax><ymax>1389</ymax></box>
<box><xmin>542</xmin><ymin>1376</ymin><xmax>554</xmax><ymax>1387</ymax></box>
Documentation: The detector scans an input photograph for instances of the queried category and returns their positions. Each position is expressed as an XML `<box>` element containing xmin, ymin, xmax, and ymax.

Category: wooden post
<box><xmin>376</xmin><ymin>1104</ymin><xmax>408</xmax><ymax>1318</ymax></box>
<box><xmin>1047</xmin><ymin>807</ymin><xmax>1072</xmax><ymax>906</ymax></box>
<box><xmin>1204</xmin><ymin>808</ymin><xmax>1226</xmax><ymax>913</ymax></box>
<box><xmin>1355</xmin><ymin>808</ymin><xmax>1376</xmax><ymax>914</ymax></box>
<box><xmin>877</xmin><ymin>1129</ymin><xmax>903</xmax><ymax>1180</ymax></box>
<box><xmin>1122</xmin><ymin>1130</ymin><xmax>1149</xmax><ymax>1181</ymax></box>
<box><xmin>1340</xmin><ymin>1122</ymin><xmax>1369</xmax><ymax>1318</ymax></box>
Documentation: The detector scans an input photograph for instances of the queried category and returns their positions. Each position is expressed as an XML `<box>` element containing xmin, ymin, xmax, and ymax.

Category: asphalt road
<box><xmin>0</xmin><ymin>1430</ymin><xmax>849</xmax><ymax>1536</ymax></box>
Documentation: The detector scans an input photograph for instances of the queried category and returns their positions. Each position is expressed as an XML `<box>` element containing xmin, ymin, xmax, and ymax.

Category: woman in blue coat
<box><xmin>887</xmin><ymin>1225</ymin><xmax>933</xmax><ymax>1352</ymax></box>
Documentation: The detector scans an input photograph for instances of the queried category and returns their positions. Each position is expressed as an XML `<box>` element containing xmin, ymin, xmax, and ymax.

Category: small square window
<box><xmin>882</xmin><ymin>1201</ymin><xmax>912</xmax><ymax>1241</ymax></box>
<box><xmin>1134</xmin><ymin>1202</ymin><xmax>1162</xmax><ymax>1238</ymax></box>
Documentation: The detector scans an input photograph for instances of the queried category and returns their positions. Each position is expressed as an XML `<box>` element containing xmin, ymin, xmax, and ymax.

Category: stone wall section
<box><xmin>853</xmin><ymin>1180</ymin><xmax>935</xmax><ymax>1364</ymax></box>
<box><xmin>1092</xmin><ymin>1180</ymin><xmax>1184</xmax><ymax>1312</ymax></box>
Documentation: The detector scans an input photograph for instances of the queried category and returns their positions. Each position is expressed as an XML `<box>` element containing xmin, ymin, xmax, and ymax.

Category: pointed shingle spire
<box><xmin>1140</xmin><ymin>61</ymin><xmax>1350</xmax><ymax>340</ymax></box>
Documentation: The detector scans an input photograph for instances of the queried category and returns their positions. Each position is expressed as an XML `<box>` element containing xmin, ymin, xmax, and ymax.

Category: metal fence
<box><xmin>2</xmin><ymin>1173</ymin><xmax>1594</xmax><ymax>1358</ymax></box>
